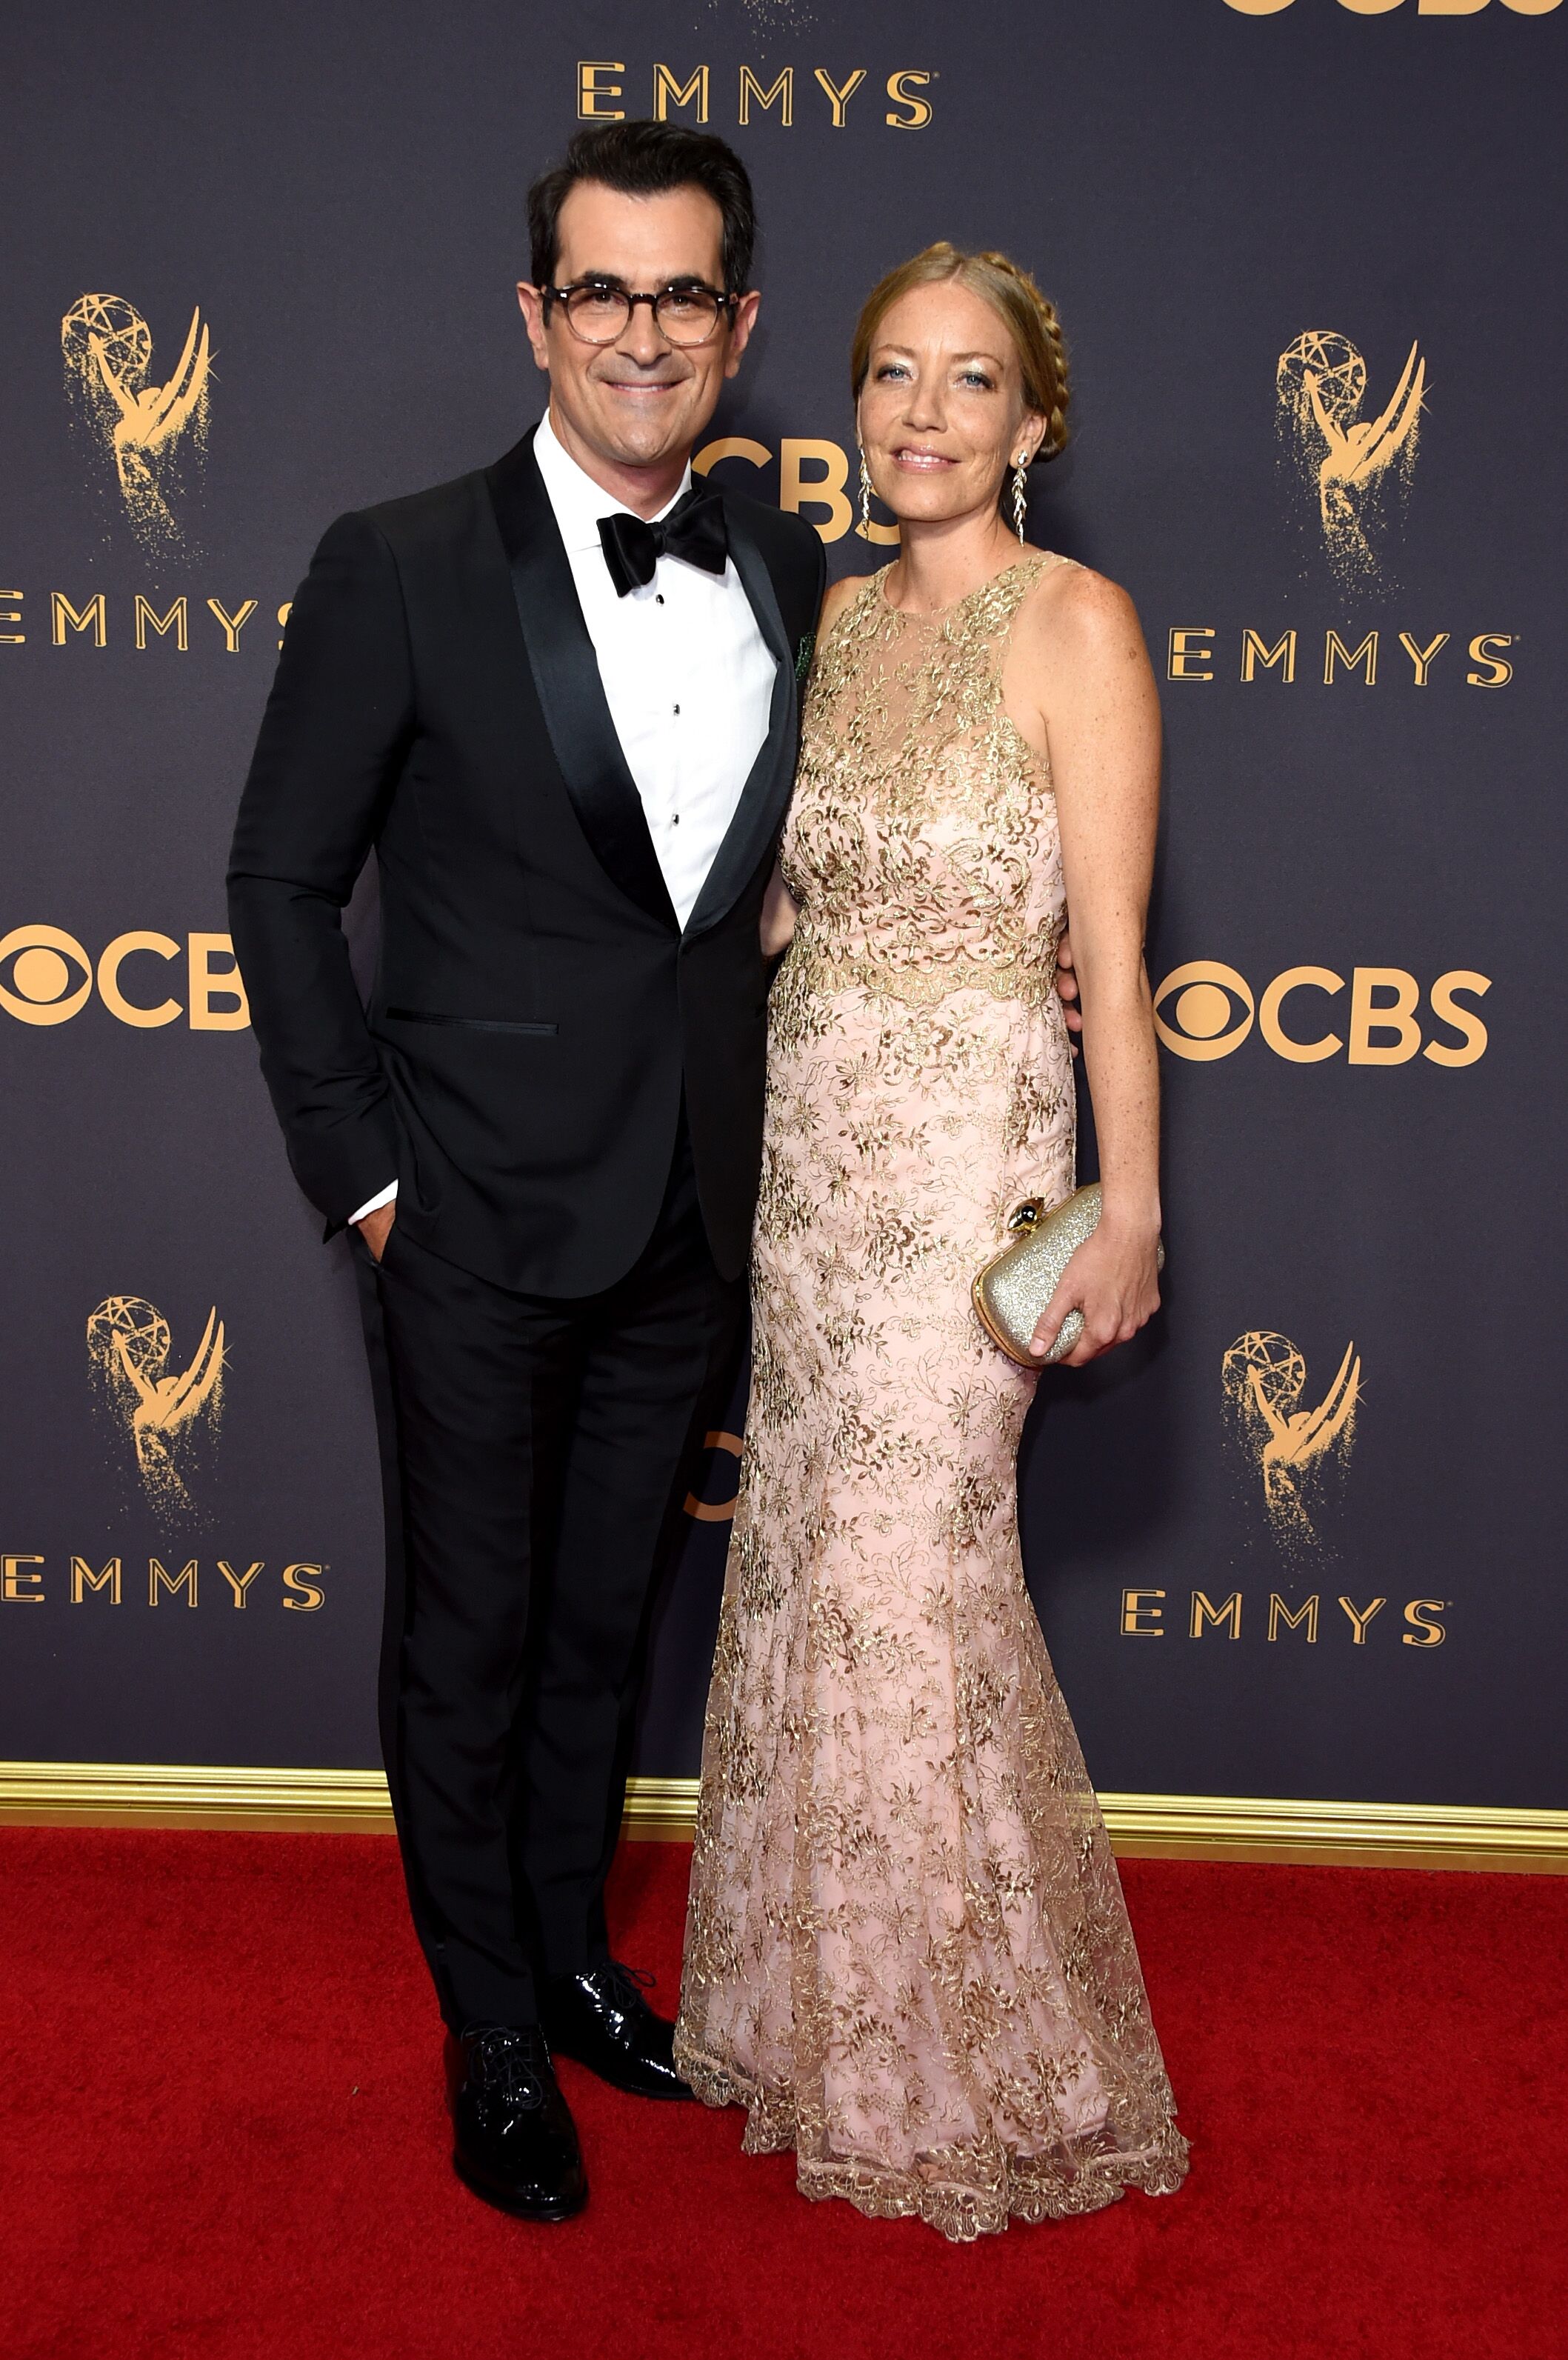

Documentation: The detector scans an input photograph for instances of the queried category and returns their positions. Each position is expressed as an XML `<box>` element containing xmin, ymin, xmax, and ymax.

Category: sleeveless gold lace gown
<box><xmin>674</xmin><ymin>556</ymin><xmax>1189</xmax><ymax>2241</ymax></box>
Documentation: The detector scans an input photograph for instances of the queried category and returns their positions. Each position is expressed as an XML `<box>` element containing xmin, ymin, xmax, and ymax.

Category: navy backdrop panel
<box><xmin>1</xmin><ymin>0</ymin><xmax>1563</xmax><ymax>1807</ymax></box>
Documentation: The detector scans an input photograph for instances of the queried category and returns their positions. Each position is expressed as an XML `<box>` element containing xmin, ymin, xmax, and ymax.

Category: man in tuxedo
<box><xmin>228</xmin><ymin>121</ymin><xmax>824</xmax><ymax>2222</ymax></box>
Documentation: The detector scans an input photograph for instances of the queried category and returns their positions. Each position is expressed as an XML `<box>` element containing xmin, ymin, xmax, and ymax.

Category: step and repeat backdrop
<box><xmin>2</xmin><ymin>0</ymin><xmax>1564</xmax><ymax>1810</ymax></box>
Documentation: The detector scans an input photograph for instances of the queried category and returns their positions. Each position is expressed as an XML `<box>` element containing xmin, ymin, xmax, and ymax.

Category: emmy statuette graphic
<box><xmin>87</xmin><ymin>1295</ymin><xmax>226</xmax><ymax>1524</ymax></box>
<box><xmin>1276</xmin><ymin>330</ymin><xmax>1425</xmax><ymax>584</ymax></box>
<box><xmin>61</xmin><ymin>293</ymin><xmax>213</xmax><ymax>549</ymax></box>
<box><xmin>1223</xmin><ymin>1329</ymin><xmax>1362</xmax><ymax>1548</ymax></box>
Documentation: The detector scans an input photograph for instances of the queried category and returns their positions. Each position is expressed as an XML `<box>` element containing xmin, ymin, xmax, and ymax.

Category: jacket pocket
<box><xmin>385</xmin><ymin>1008</ymin><xmax>558</xmax><ymax>1036</ymax></box>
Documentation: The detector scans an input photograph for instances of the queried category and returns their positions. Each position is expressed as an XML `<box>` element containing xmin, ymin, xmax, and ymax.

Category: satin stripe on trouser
<box><xmin>353</xmin><ymin>1119</ymin><xmax>744</xmax><ymax>2031</ymax></box>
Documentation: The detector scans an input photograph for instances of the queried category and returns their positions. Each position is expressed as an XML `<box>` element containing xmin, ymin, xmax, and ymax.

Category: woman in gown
<box><xmin>674</xmin><ymin>244</ymin><xmax>1189</xmax><ymax>2240</ymax></box>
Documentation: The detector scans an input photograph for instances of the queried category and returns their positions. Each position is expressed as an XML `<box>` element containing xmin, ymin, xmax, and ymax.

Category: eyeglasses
<box><xmin>544</xmin><ymin>280</ymin><xmax>738</xmax><ymax>349</ymax></box>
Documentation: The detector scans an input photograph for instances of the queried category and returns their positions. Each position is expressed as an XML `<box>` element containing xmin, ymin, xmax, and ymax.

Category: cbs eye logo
<box><xmin>0</xmin><ymin>925</ymin><xmax>249</xmax><ymax>1030</ymax></box>
<box><xmin>0</xmin><ymin>926</ymin><xmax>95</xmax><ymax>1024</ymax></box>
<box><xmin>1152</xmin><ymin>961</ymin><xmax>1490</xmax><ymax>1066</ymax></box>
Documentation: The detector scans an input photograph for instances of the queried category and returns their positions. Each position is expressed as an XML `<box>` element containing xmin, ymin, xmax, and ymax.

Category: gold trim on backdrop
<box><xmin>0</xmin><ymin>1762</ymin><xmax>1564</xmax><ymax>1872</ymax></box>
<box><xmin>620</xmin><ymin>1776</ymin><xmax>704</xmax><ymax>1840</ymax></box>
<box><xmin>1094</xmin><ymin>1792</ymin><xmax>1568</xmax><ymax>1876</ymax></box>
<box><xmin>0</xmin><ymin>1760</ymin><xmax>394</xmax><ymax>1833</ymax></box>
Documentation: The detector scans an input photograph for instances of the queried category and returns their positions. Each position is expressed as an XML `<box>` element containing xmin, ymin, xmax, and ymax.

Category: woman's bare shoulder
<box><xmin>1024</xmin><ymin>556</ymin><xmax>1141</xmax><ymax>638</ymax></box>
<box><xmin>1012</xmin><ymin>558</ymin><xmax>1149</xmax><ymax>682</ymax></box>
<box><xmin>818</xmin><ymin>568</ymin><xmax>877</xmax><ymax>639</ymax></box>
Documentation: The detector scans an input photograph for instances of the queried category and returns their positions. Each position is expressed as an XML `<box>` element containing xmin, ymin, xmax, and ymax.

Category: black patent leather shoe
<box><xmin>445</xmin><ymin>2024</ymin><xmax>587</xmax><ymax>2221</ymax></box>
<box><xmin>538</xmin><ymin>1961</ymin><xmax>693</xmax><ymax>2101</ymax></box>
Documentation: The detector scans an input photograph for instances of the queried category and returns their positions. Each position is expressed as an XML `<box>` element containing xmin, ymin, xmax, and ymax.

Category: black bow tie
<box><xmin>597</xmin><ymin>483</ymin><xmax>729</xmax><ymax>596</ymax></box>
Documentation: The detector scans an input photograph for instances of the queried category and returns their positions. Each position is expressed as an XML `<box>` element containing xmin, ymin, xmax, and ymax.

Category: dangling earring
<box><xmin>858</xmin><ymin>450</ymin><xmax>873</xmax><ymax>535</ymax></box>
<box><xmin>1011</xmin><ymin>456</ymin><xmax>1029</xmax><ymax>544</ymax></box>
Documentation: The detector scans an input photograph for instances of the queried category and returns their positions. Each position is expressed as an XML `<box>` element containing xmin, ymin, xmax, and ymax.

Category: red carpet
<box><xmin>1</xmin><ymin>1830</ymin><xmax>1561</xmax><ymax>2360</ymax></box>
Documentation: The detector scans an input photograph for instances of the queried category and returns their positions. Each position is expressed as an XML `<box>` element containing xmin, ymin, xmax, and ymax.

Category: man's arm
<box><xmin>227</xmin><ymin>511</ymin><xmax>414</xmax><ymax>1231</ymax></box>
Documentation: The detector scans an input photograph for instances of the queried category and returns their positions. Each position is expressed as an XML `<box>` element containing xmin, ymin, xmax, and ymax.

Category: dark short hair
<box><xmin>527</xmin><ymin>119</ymin><xmax>757</xmax><ymax>294</ymax></box>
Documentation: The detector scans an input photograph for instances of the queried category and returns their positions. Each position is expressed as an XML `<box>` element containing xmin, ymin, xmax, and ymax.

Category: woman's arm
<box><xmin>758</xmin><ymin>570</ymin><xmax>864</xmax><ymax>960</ymax></box>
<box><xmin>760</xmin><ymin>860</ymin><xmax>799</xmax><ymax>958</ymax></box>
<box><xmin>1004</xmin><ymin>567</ymin><xmax>1163</xmax><ymax>1366</ymax></box>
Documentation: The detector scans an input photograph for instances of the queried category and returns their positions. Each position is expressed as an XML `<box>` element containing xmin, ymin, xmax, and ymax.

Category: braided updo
<box><xmin>850</xmin><ymin>241</ymin><xmax>1071</xmax><ymax>461</ymax></box>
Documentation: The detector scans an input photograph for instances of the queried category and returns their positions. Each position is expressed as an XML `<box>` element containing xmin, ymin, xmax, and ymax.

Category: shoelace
<box><xmin>466</xmin><ymin>2026</ymin><xmax>545</xmax><ymax>2107</ymax></box>
<box><xmin>594</xmin><ymin>1960</ymin><xmax>656</xmax><ymax>2018</ymax></box>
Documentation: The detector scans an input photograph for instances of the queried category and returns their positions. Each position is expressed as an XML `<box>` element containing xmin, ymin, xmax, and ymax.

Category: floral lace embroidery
<box><xmin>675</xmin><ymin>554</ymin><xmax>1189</xmax><ymax>2241</ymax></box>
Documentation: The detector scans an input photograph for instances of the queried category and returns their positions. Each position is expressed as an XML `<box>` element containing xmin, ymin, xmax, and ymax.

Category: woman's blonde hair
<box><xmin>850</xmin><ymin>242</ymin><xmax>1070</xmax><ymax>461</ymax></box>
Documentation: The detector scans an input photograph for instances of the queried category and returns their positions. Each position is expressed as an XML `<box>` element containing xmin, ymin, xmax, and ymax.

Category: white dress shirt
<box><xmin>350</xmin><ymin>407</ymin><xmax>777</xmax><ymax>1227</ymax></box>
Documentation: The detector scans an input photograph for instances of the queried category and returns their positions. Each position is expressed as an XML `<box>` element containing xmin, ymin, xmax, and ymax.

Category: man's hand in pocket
<box><xmin>357</xmin><ymin>1204</ymin><xmax>396</xmax><ymax>1264</ymax></box>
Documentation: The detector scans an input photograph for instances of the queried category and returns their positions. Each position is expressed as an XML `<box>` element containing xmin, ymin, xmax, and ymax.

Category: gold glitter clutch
<box><xmin>973</xmin><ymin>1184</ymin><xmax>1164</xmax><ymax>1367</ymax></box>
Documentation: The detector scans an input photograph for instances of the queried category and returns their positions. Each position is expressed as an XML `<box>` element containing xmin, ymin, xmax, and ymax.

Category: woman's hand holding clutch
<box><xmin>1028</xmin><ymin>1210</ymin><xmax>1161</xmax><ymax>1366</ymax></box>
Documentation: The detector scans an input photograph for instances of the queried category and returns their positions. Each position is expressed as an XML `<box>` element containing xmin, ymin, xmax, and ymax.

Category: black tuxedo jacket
<box><xmin>227</xmin><ymin>428</ymin><xmax>824</xmax><ymax>1294</ymax></box>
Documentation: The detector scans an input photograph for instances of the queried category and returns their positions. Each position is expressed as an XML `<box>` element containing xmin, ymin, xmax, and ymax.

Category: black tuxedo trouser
<box><xmin>352</xmin><ymin>1120</ymin><xmax>743</xmax><ymax>2033</ymax></box>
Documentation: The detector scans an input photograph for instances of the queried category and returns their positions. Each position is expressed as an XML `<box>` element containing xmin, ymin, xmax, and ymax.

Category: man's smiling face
<box><xmin>518</xmin><ymin>180</ymin><xmax>758</xmax><ymax>490</ymax></box>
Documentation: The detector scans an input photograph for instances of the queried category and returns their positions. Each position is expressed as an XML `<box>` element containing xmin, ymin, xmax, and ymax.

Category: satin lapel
<box><xmin>487</xmin><ymin>430</ymin><xmax>678</xmax><ymax>933</ymax></box>
<box><xmin>683</xmin><ymin>504</ymin><xmax>800</xmax><ymax>941</ymax></box>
